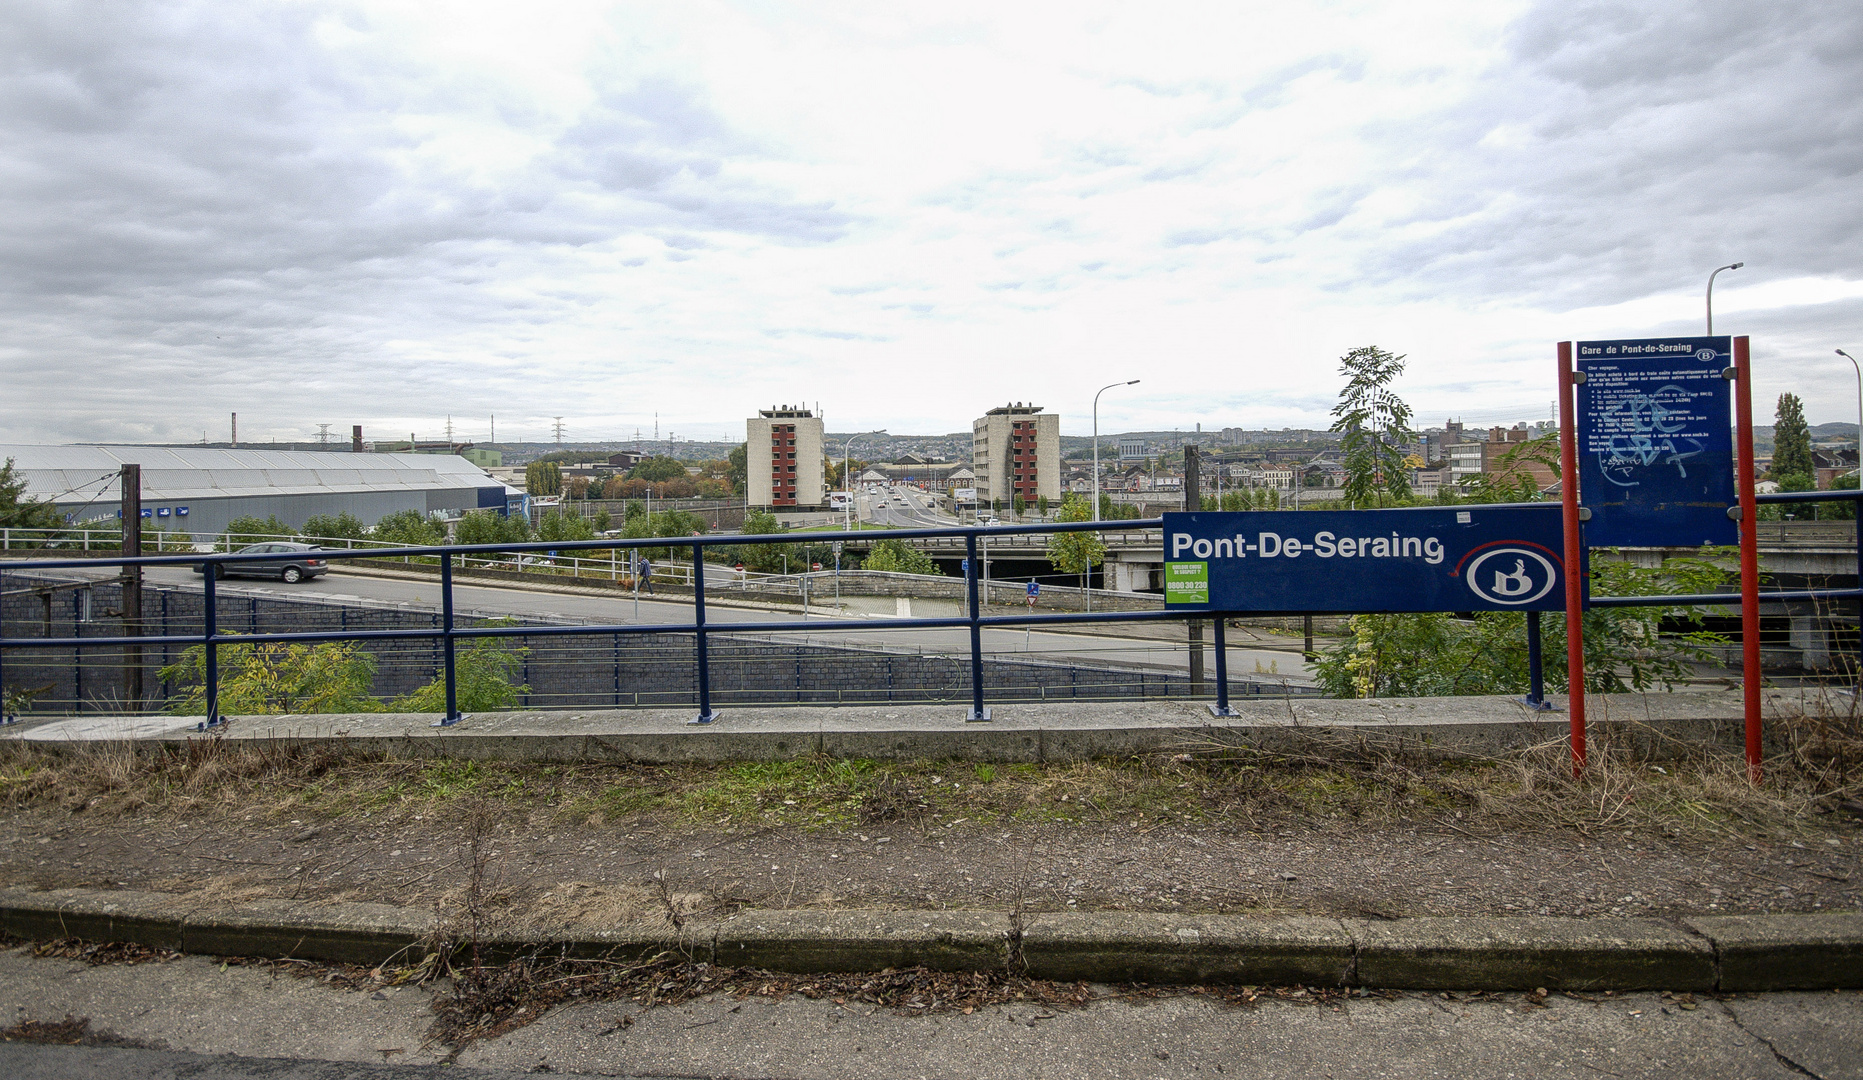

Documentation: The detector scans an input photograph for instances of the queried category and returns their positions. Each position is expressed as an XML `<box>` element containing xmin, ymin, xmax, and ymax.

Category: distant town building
<box><xmin>972</xmin><ymin>403</ymin><xmax>1060</xmax><ymax>505</ymax></box>
<box><xmin>1814</xmin><ymin>446</ymin><xmax>1859</xmax><ymax>489</ymax></box>
<box><xmin>866</xmin><ymin>454</ymin><xmax>970</xmax><ymax>491</ymax></box>
<box><xmin>1117</xmin><ymin>437</ymin><xmax>1146</xmax><ymax>460</ymax></box>
<box><xmin>747</xmin><ymin>406</ymin><xmax>826</xmax><ymax>510</ymax></box>
<box><xmin>372</xmin><ymin>439</ymin><xmax>502</xmax><ymax>469</ymax></box>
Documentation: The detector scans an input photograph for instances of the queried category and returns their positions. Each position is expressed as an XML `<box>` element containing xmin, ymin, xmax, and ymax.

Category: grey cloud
<box><xmin>0</xmin><ymin>1</ymin><xmax>851</xmax><ymax>442</ymax></box>
<box><xmin>1351</xmin><ymin>0</ymin><xmax>1863</xmax><ymax>310</ymax></box>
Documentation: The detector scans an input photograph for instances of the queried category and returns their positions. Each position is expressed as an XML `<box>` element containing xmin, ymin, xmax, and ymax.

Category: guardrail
<box><xmin>2</xmin><ymin>493</ymin><xmax>1857</xmax><ymax>728</ymax></box>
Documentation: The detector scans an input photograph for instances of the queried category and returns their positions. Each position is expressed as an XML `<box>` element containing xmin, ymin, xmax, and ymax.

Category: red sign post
<box><xmin>1733</xmin><ymin>336</ymin><xmax>1763</xmax><ymax>781</ymax></box>
<box><xmin>1561</xmin><ymin>334</ymin><xmax>1763</xmax><ymax>780</ymax></box>
<box><xmin>1557</xmin><ymin>342</ymin><xmax>1587</xmax><ymax>774</ymax></box>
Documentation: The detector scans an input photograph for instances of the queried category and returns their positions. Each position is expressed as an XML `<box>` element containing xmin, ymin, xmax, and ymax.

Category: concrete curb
<box><xmin>9</xmin><ymin>690</ymin><xmax>1825</xmax><ymax>765</ymax></box>
<box><xmin>3</xmin><ymin>887</ymin><xmax>1857</xmax><ymax>991</ymax></box>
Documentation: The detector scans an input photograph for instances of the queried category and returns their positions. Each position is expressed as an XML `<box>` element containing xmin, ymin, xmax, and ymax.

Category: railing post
<box><xmin>1208</xmin><ymin>615</ymin><xmax>1236</xmax><ymax>717</ymax></box>
<box><xmin>690</xmin><ymin>545</ymin><xmax>719</xmax><ymax>724</ymax></box>
<box><xmin>1522</xmin><ymin>610</ymin><xmax>1552</xmax><ymax>711</ymax></box>
<box><xmin>432</xmin><ymin>552</ymin><xmax>464</xmax><ymax>727</ymax></box>
<box><xmin>964</xmin><ymin>532</ymin><xmax>990</xmax><ymax>721</ymax></box>
<box><xmin>0</xmin><ymin>595</ymin><xmax>13</xmax><ymax>723</ymax></box>
<box><xmin>198</xmin><ymin>560</ymin><xmax>222</xmax><ymax>730</ymax></box>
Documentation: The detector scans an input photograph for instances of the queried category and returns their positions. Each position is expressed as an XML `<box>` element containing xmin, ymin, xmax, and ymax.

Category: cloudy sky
<box><xmin>3</xmin><ymin>0</ymin><xmax>1859</xmax><ymax>447</ymax></box>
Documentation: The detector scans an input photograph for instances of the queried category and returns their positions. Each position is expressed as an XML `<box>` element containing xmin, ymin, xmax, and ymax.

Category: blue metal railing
<box><xmin>1</xmin><ymin>493</ymin><xmax>1857</xmax><ymax>727</ymax></box>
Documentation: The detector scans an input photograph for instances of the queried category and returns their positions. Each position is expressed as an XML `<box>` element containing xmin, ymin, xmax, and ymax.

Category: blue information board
<box><xmin>1576</xmin><ymin>336</ymin><xmax>1736</xmax><ymax>547</ymax></box>
<box><xmin>1162</xmin><ymin>505</ymin><xmax>1572</xmax><ymax>613</ymax></box>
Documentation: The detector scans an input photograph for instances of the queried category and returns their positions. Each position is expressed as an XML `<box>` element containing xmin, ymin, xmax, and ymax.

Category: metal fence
<box><xmin>2</xmin><ymin>494</ymin><xmax>1858</xmax><ymax>728</ymax></box>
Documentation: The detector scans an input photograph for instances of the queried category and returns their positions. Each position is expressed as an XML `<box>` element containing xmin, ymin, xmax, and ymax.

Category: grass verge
<box><xmin>4</xmin><ymin>700</ymin><xmax>1861</xmax><ymax>839</ymax></box>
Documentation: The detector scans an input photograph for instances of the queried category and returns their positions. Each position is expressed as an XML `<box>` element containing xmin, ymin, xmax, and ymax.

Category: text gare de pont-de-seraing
<box><xmin>1170</xmin><ymin>531</ymin><xmax>1447</xmax><ymax>564</ymax></box>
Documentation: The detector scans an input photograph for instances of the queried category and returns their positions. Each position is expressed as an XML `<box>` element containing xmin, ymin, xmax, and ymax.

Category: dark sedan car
<box><xmin>194</xmin><ymin>542</ymin><xmax>329</xmax><ymax>583</ymax></box>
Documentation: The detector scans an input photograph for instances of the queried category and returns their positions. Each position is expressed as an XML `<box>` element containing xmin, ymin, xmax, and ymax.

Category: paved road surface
<box><xmin>38</xmin><ymin>561</ymin><xmax>1315</xmax><ymax>683</ymax></box>
<box><xmin>3</xmin><ymin>947</ymin><xmax>1858</xmax><ymax>1079</ymax></box>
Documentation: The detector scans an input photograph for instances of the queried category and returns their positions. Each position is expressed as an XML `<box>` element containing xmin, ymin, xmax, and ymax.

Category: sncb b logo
<box><xmin>1464</xmin><ymin>547</ymin><xmax>1558</xmax><ymax>606</ymax></box>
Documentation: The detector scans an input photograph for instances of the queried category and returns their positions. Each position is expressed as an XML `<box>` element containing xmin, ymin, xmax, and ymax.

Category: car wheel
<box><xmin>213</xmin><ymin>565</ymin><xmax>226</xmax><ymax>579</ymax></box>
<box><xmin>281</xmin><ymin>566</ymin><xmax>303</xmax><ymax>584</ymax></box>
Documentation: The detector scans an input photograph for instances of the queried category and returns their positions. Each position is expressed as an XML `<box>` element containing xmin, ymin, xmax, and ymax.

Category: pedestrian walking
<box><xmin>640</xmin><ymin>556</ymin><xmax>654</xmax><ymax>594</ymax></box>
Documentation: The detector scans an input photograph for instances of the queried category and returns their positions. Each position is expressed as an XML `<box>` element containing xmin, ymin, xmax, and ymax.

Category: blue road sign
<box><xmin>1162</xmin><ymin>505</ymin><xmax>1573</xmax><ymax>613</ymax></box>
<box><xmin>1576</xmin><ymin>336</ymin><xmax>1736</xmax><ymax>547</ymax></box>
<box><xmin>1026</xmin><ymin>581</ymin><xmax>1039</xmax><ymax>597</ymax></box>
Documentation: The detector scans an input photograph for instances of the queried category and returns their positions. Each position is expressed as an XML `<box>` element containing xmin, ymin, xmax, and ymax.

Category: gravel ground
<box><xmin>3</xmin><ymin>804</ymin><xmax>1857</xmax><ymax>930</ymax></box>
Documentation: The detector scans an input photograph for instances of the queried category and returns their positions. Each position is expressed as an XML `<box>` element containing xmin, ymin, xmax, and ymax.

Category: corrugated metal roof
<box><xmin>0</xmin><ymin>444</ymin><xmax>501</xmax><ymax>507</ymax></box>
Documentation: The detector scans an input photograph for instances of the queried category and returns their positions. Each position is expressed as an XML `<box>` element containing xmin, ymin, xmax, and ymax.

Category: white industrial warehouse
<box><xmin>0</xmin><ymin>445</ymin><xmax>518</xmax><ymax>537</ymax></box>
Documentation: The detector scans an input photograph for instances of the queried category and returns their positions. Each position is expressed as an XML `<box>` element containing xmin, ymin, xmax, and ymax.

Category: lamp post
<box><xmin>1707</xmin><ymin>262</ymin><xmax>1743</xmax><ymax>334</ymax></box>
<box><xmin>1839</xmin><ymin>350</ymin><xmax>1863</xmax><ymax>486</ymax></box>
<box><xmin>843</xmin><ymin>430</ymin><xmax>884</xmax><ymax>532</ymax></box>
<box><xmin>1092</xmin><ymin>380</ymin><xmax>1140</xmax><ymax>522</ymax></box>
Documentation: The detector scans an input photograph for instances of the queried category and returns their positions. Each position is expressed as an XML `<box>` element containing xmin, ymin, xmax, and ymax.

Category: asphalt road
<box><xmin>44</xmin><ymin>559</ymin><xmax>1315</xmax><ymax>683</ymax></box>
<box><xmin>3</xmin><ymin>948</ymin><xmax>1859</xmax><ymax>1079</ymax></box>
<box><xmin>863</xmin><ymin>484</ymin><xmax>962</xmax><ymax>528</ymax></box>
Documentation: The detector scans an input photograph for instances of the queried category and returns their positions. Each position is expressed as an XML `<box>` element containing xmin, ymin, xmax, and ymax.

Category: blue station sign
<box><xmin>1576</xmin><ymin>336</ymin><xmax>1737</xmax><ymax>547</ymax></box>
<box><xmin>1162</xmin><ymin>505</ymin><xmax>1573</xmax><ymax>613</ymax></box>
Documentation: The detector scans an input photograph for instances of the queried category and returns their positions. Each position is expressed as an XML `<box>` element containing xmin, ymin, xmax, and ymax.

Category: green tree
<box><xmin>625</xmin><ymin>499</ymin><xmax>647</xmax><ymax>521</ymax></box>
<box><xmin>1036</xmin><ymin>494</ymin><xmax>1050</xmax><ymax>518</ymax></box>
<box><xmin>620</xmin><ymin>509</ymin><xmax>709</xmax><ymax>561</ymax></box>
<box><xmin>301</xmin><ymin>511</ymin><xmax>366</xmax><ymax>543</ymax></box>
<box><xmin>392</xmin><ymin>622</ymin><xmax>530</xmax><ymax>713</ymax></box>
<box><xmin>737</xmin><ymin>508</ymin><xmax>792</xmax><ymax>573</ymax></box>
<box><xmin>727</xmin><ymin>443</ymin><xmax>748</xmax><ymax>494</ymax></box>
<box><xmin>455</xmin><ymin>509</ymin><xmax>530</xmax><ymax>545</ymax></box>
<box><xmin>1312</xmin><ymin>550</ymin><xmax>1732</xmax><ymax>698</ymax></box>
<box><xmin>1757</xmin><ymin>473</ymin><xmax>1816</xmax><ymax>522</ymax></box>
<box><xmin>1822</xmin><ymin>472</ymin><xmax>1857</xmax><ymax>520</ymax></box>
<box><xmin>1770</xmin><ymin>392</ymin><xmax>1813</xmax><ymax>480</ymax></box>
<box><xmin>372</xmin><ymin>510</ymin><xmax>445</xmax><ymax>546</ymax></box>
<box><xmin>536</xmin><ymin>511</ymin><xmax>596</xmax><ymax>543</ymax></box>
<box><xmin>525</xmin><ymin>460</ymin><xmax>562</xmax><ymax>496</ymax></box>
<box><xmin>219</xmin><ymin>515</ymin><xmax>296</xmax><ymax>550</ymax></box>
<box><xmin>1329</xmin><ymin>346</ymin><xmax>1416</xmax><ymax>507</ymax></box>
<box><xmin>593</xmin><ymin>508</ymin><xmax>612</xmax><ymax>532</ymax></box>
<box><xmin>861</xmin><ymin>538</ymin><xmax>944</xmax><ymax>575</ymax></box>
<box><xmin>1045</xmin><ymin>494</ymin><xmax>1105</xmax><ymax>592</ymax></box>
<box><xmin>161</xmin><ymin>639</ymin><xmax>381</xmax><ymax>714</ymax></box>
<box><xmin>628</xmin><ymin>456</ymin><xmax>688</xmax><ymax>483</ymax></box>
<box><xmin>0</xmin><ymin>457</ymin><xmax>63</xmax><ymax>535</ymax></box>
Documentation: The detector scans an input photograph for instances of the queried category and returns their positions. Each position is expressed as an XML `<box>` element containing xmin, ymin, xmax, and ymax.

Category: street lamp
<box><xmin>843</xmin><ymin>430</ymin><xmax>885</xmax><ymax>531</ymax></box>
<box><xmin>1092</xmin><ymin>380</ymin><xmax>1140</xmax><ymax>522</ymax></box>
<box><xmin>1839</xmin><ymin>350</ymin><xmax>1862</xmax><ymax>487</ymax></box>
<box><xmin>1706</xmin><ymin>262</ymin><xmax>1743</xmax><ymax>334</ymax></box>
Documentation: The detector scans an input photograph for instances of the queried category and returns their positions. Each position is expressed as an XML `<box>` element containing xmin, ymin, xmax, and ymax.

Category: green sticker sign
<box><xmin>1164</xmin><ymin>561</ymin><xmax>1208</xmax><ymax>605</ymax></box>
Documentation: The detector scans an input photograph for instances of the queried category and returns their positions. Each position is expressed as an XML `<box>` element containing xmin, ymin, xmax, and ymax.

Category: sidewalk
<box><xmin>3</xmin><ymin>886</ymin><xmax>1858</xmax><ymax>992</ymax></box>
<box><xmin>3</xmin><ymin>690</ymin><xmax>1795</xmax><ymax>763</ymax></box>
